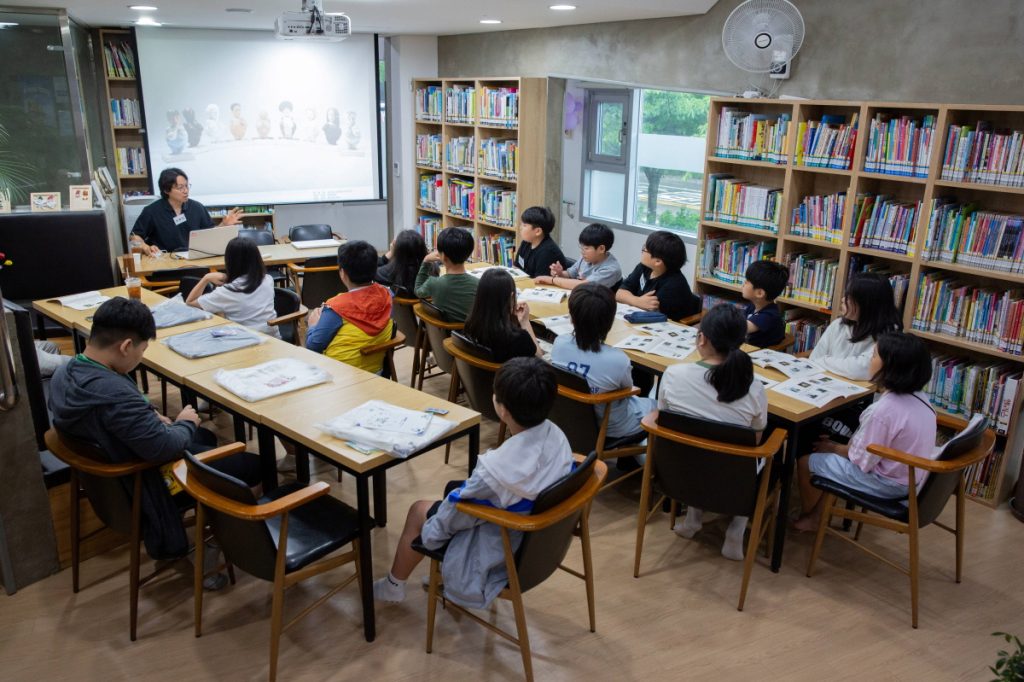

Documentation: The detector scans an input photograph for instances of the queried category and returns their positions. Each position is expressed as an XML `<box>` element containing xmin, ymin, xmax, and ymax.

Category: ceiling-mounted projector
<box><xmin>275</xmin><ymin>0</ymin><xmax>350</xmax><ymax>41</ymax></box>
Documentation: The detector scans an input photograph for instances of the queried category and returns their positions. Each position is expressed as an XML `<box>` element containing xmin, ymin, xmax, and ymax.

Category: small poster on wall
<box><xmin>69</xmin><ymin>184</ymin><xmax>93</xmax><ymax>210</ymax></box>
<box><xmin>0</xmin><ymin>189</ymin><xmax>10</xmax><ymax>214</ymax></box>
<box><xmin>30</xmin><ymin>192</ymin><xmax>61</xmax><ymax>212</ymax></box>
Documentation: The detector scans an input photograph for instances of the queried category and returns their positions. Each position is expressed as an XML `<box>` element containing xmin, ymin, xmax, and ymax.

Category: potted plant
<box><xmin>0</xmin><ymin>119</ymin><xmax>35</xmax><ymax>206</ymax></box>
<box><xmin>991</xmin><ymin>632</ymin><xmax>1024</xmax><ymax>681</ymax></box>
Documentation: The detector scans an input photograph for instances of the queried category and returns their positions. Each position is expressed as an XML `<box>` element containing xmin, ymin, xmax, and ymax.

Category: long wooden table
<box><xmin>127</xmin><ymin>242</ymin><xmax>341</xmax><ymax>276</ymax></box>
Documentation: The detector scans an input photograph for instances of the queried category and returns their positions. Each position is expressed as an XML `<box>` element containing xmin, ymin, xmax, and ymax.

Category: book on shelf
<box><xmin>926</xmin><ymin>354</ymin><xmax>1020</xmax><ymax>435</ymax></box>
<box><xmin>477</xmin><ymin>233</ymin><xmax>517</xmax><ymax>267</ymax></box>
<box><xmin>794</xmin><ymin>113</ymin><xmax>858</xmax><ymax>169</ymax></box>
<box><xmin>446</xmin><ymin>85</ymin><xmax>476</xmax><ymax>124</ymax></box>
<box><xmin>784</xmin><ymin>313</ymin><xmax>827</xmax><ymax>354</ymax></box>
<box><xmin>713</xmin><ymin>107</ymin><xmax>790</xmax><ymax>164</ymax></box>
<box><xmin>848</xmin><ymin>193</ymin><xmax>920</xmax><ymax>256</ymax></box>
<box><xmin>445</xmin><ymin>136</ymin><xmax>475</xmax><ymax>173</ymax></box>
<box><xmin>115</xmin><ymin>146</ymin><xmax>148</xmax><ymax>177</ymax></box>
<box><xmin>964</xmin><ymin>448</ymin><xmax>1005</xmax><ymax>499</ymax></box>
<box><xmin>478</xmin><ymin>138</ymin><xmax>518</xmax><ymax>180</ymax></box>
<box><xmin>790</xmin><ymin>191</ymin><xmax>845</xmax><ymax>244</ymax></box>
<box><xmin>922</xmin><ymin>199</ymin><xmax>1024</xmax><ymax>273</ymax></box>
<box><xmin>479</xmin><ymin>184</ymin><xmax>517</xmax><ymax>226</ymax></box>
<box><xmin>911</xmin><ymin>272</ymin><xmax>1024</xmax><ymax>354</ymax></box>
<box><xmin>704</xmin><ymin>174</ymin><xmax>782</xmax><ymax>232</ymax></box>
<box><xmin>864</xmin><ymin>112</ymin><xmax>935</xmax><ymax>178</ymax></box>
<box><xmin>103</xmin><ymin>40</ymin><xmax>137</xmax><ymax>79</ymax></box>
<box><xmin>110</xmin><ymin>98</ymin><xmax>141</xmax><ymax>127</ymax></box>
<box><xmin>418</xmin><ymin>173</ymin><xmax>443</xmax><ymax>211</ymax></box>
<box><xmin>415</xmin><ymin>85</ymin><xmax>443</xmax><ymax>121</ymax></box>
<box><xmin>417</xmin><ymin>216</ymin><xmax>441</xmax><ymax>250</ymax></box>
<box><xmin>208</xmin><ymin>205</ymin><xmax>273</xmax><ymax>217</ymax></box>
<box><xmin>940</xmin><ymin>121</ymin><xmax>1024</xmax><ymax>187</ymax></box>
<box><xmin>699</xmin><ymin>234</ymin><xmax>776</xmax><ymax>285</ymax></box>
<box><xmin>415</xmin><ymin>133</ymin><xmax>442</xmax><ymax>168</ymax></box>
<box><xmin>700</xmin><ymin>292</ymin><xmax>746</xmax><ymax>311</ymax></box>
<box><xmin>846</xmin><ymin>255</ymin><xmax>911</xmax><ymax>310</ymax></box>
<box><xmin>478</xmin><ymin>86</ymin><xmax>518</xmax><ymax>127</ymax></box>
<box><xmin>447</xmin><ymin>177</ymin><xmax>475</xmax><ymax>219</ymax></box>
<box><xmin>784</xmin><ymin>252</ymin><xmax>838</xmax><ymax>308</ymax></box>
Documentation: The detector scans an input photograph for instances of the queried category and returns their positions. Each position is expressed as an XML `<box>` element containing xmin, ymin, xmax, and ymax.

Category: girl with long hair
<box><xmin>462</xmin><ymin>268</ymin><xmax>541</xmax><ymax>362</ymax></box>
<box><xmin>186</xmin><ymin>236</ymin><xmax>279</xmax><ymax>337</ymax></box>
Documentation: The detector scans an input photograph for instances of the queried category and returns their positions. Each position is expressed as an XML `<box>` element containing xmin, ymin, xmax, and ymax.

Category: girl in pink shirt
<box><xmin>795</xmin><ymin>332</ymin><xmax>937</xmax><ymax>531</ymax></box>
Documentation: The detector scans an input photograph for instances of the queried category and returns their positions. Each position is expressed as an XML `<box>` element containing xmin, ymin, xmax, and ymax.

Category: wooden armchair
<box><xmin>443</xmin><ymin>334</ymin><xmax>507</xmax><ymax>464</ymax></box>
<box><xmin>414</xmin><ymin>453</ymin><xmax>607</xmax><ymax>682</ymax></box>
<box><xmin>360</xmin><ymin>330</ymin><xmax>406</xmax><ymax>381</ymax></box>
<box><xmin>634</xmin><ymin>413</ymin><xmax>788</xmax><ymax>611</ymax></box>
<box><xmin>678</xmin><ymin>310</ymin><xmax>705</xmax><ymax>326</ymax></box>
<box><xmin>287</xmin><ymin>256</ymin><xmax>345</xmax><ymax>309</ymax></box>
<box><xmin>412</xmin><ymin>302</ymin><xmax>464</xmax><ymax>397</ymax></box>
<box><xmin>806</xmin><ymin>412</ymin><xmax>995</xmax><ymax>627</ymax></box>
<box><xmin>766</xmin><ymin>333</ymin><xmax>796</xmax><ymax>352</ymax></box>
<box><xmin>390</xmin><ymin>293</ymin><xmax>422</xmax><ymax>382</ymax></box>
<box><xmin>173</xmin><ymin>444</ymin><xmax>363</xmax><ymax>682</ymax></box>
<box><xmin>267</xmin><ymin>287</ymin><xmax>308</xmax><ymax>346</ymax></box>
<box><xmin>139</xmin><ymin>266</ymin><xmax>213</xmax><ymax>296</ymax></box>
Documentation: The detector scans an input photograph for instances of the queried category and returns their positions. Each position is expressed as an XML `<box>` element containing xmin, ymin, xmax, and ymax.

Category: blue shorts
<box><xmin>808</xmin><ymin>453</ymin><xmax>909</xmax><ymax>500</ymax></box>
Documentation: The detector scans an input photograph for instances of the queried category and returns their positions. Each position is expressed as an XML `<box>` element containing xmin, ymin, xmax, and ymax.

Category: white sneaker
<box><xmin>373</xmin><ymin>576</ymin><xmax>406</xmax><ymax>603</ymax></box>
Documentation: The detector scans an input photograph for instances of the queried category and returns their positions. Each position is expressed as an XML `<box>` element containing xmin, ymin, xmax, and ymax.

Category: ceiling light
<box><xmin>128</xmin><ymin>5</ymin><xmax>158</xmax><ymax>10</ymax></box>
<box><xmin>479</xmin><ymin>19</ymin><xmax>502</xmax><ymax>24</ymax></box>
<box><xmin>0</xmin><ymin>22</ymin><xmax>19</xmax><ymax>28</ymax></box>
<box><xmin>225</xmin><ymin>7</ymin><xmax>252</xmax><ymax>12</ymax></box>
<box><xmin>135</xmin><ymin>16</ymin><xmax>162</xmax><ymax>26</ymax></box>
<box><xmin>549</xmin><ymin>4</ymin><xmax>577</xmax><ymax>9</ymax></box>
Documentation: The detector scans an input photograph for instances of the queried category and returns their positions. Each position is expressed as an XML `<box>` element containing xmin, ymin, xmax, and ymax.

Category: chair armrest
<box><xmin>360</xmin><ymin>331</ymin><xmax>406</xmax><ymax>355</ymax></box>
<box><xmin>190</xmin><ymin>442</ymin><xmax>247</xmax><ymax>463</ymax></box>
<box><xmin>793</xmin><ymin>350</ymin><xmax>811</xmax><ymax>359</ymax></box>
<box><xmin>866</xmin><ymin>432</ymin><xmax>995</xmax><ymax>473</ymax></box>
<box><xmin>172</xmin><ymin>460</ymin><xmax>332</xmax><ymax>520</ymax></box>
<box><xmin>267</xmin><ymin>305</ymin><xmax>309</xmax><ymax>328</ymax></box>
<box><xmin>678</xmin><ymin>311</ymin><xmax>704</xmax><ymax>326</ymax></box>
<box><xmin>557</xmin><ymin>384</ymin><xmax>641</xmax><ymax>405</ymax></box>
<box><xmin>640</xmin><ymin>412</ymin><xmax>788</xmax><ymax>458</ymax></box>
<box><xmin>44</xmin><ymin>429</ymin><xmax>163</xmax><ymax>477</ymax></box>
<box><xmin>287</xmin><ymin>263</ymin><xmax>338</xmax><ymax>275</ymax></box>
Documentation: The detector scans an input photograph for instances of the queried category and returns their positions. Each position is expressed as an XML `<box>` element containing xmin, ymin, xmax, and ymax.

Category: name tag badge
<box><xmin>516</xmin><ymin>255</ymin><xmax>524</xmax><ymax>268</ymax></box>
<box><xmin>173</xmin><ymin>213</ymin><xmax>187</xmax><ymax>226</ymax></box>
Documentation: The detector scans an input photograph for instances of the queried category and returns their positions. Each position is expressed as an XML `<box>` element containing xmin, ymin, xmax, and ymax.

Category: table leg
<box><xmin>296</xmin><ymin>445</ymin><xmax>310</xmax><ymax>485</ymax></box>
<box><xmin>357</xmin><ymin>475</ymin><xmax>375</xmax><ymax>642</ymax></box>
<box><xmin>233</xmin><ymin>414</ymin><xmax>246</xmax><ymax>444</ymax></box>
<box><xmin>373</xmin><ymin>471</ymin><xmax>387</xmax><ymax>528</ymax></box>
<box><xmin>180</xmin><ymin>387</ymin><xmax>198</xmax><ymax>410</ymax></box>
<box><xmin>256</xmin><ymin>426</ymin><xmax>279</xmax><ymax>492</ymax></box>
<box><xmin>467</xmin><ymin>425</ymin><xmax>480</xmax><ymax>473</ymax></box>
<box><xmin>771</xmin><ymin>421</ymin><xmax>801</xmax><ymax>572</ymax></box>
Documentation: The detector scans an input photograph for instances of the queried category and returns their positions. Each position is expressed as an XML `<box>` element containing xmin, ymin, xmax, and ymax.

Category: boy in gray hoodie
<box><xmin>374</xmin><ymin>357</ymin><xmax>574</xmax><ymax>609</ymax></box>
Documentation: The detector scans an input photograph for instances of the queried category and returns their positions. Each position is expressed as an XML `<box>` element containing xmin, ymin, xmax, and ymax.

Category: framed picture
<box><xmin>69</xmin><ymin>184</ymin><xmax>93</xmax><ymax>210</ymax></box>
<box><xmin>30</xmin><ymin>192</ymin><xmax>61</xmax><ymax>212</ymax></box>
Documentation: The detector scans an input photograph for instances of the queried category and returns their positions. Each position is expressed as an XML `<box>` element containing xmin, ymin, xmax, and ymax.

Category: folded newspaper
<box><xmin>163</xmin><ymin>325</ymin><xmax>265</xmax><ymax>359</ymax></box>
<box><xmin>150</xmin><ymin>298</ymin><xmax>212</xmax><ymax>329</ymax></box>
<box><xmin>770</xmin><ymin>373</ymin><xmax>869</xmax><ymax>407</ymax></box>
<box><xmin>213</xmin><ymin>358</ymin><xmax>332</xmax><ymax>402</ymax></box>
<box><xmin>748</xmin><ymin>348</ymin><xmax>822</xmax><ymax>378</ymax></box>
<box><xmin>316</xmin><ymin>399</ymin><xmax>457</xmax><ymax>458</ymax></box>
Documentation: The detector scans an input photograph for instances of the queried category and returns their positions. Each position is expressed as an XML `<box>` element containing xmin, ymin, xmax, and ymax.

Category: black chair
<box><xmin>267</xmin><ymin>287</ymin><xmax>307</xmax><ymax>346</ymax></box>
<box><xmin>237</xmin><ymin>228</ymin><xmax>288</xmax><ymax>286</ymax></box>
<box><xmin>806</xmin><ymin>413</ymin><xmax>995</xmax><ymax>628</ymax></box>
<box><xmin>287</xmin><ymin>255</ymin><xmax>346</xmax><ymax>310</ymax></box>
<box><xmin>288</xmin><ymin>224</ymin><xmax>335</xmax><ymax>242</ymax></box>
<box><xmin>444</xmin><ymin>333</ymin><xmax>507</xmax><ymax>446</ymax></box>
<box><xmin>389</xmin><ymin>290</ymin><xmax>421</xmax><ymax>381</ymax></box>
<box><xmin>633</xmin><ymin>411</ymin><xmax>788</xmax><ymax>611</ymax></box>
<box><xmin>414</xmin><ymin>453</ymin><xmax>607</xmax><ymax>682</ymax></box>
<box><xmin>175</xmin><ymin>445</ymin><xmax>363</xmax><ymax>682</ymax></box>
<box><xmin>412</xmin><ymin>302</ymin><xmax>462</xmax><ymax>399</ymax></box>
<box><xmin>4</xmin><ymin>300</ymin><xmax>49</xmax><ymax>448</ymax></box>
<box><xmin>142</xmin><ymin>266</ymin><xmax>212</xmax><ymax>296</ymax></box>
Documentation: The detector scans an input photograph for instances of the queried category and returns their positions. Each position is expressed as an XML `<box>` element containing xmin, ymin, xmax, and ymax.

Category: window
<box><xmin>582</xmin><ymin>87</ymin><xmax>711</xmax><ymax>237</ymax></box>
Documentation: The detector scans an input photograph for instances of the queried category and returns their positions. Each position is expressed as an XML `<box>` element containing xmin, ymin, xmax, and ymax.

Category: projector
<box><xmin>275</xmin><ymin>0</ymin><xmax>350</xmax><ymax>41</ymax></box>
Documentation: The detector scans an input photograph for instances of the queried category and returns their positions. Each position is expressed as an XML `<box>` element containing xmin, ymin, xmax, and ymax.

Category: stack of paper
<box><xmin>517</xmin><ymin>287</ymin><xmax>566</xmax><ymax>304</ymax></box>
<box><xmin>213</xmin><ymin>358</ymin><xmax>332</xmax><ymax>402</ymax></box>
<box><xmin>316</xmin><ymin>399</ymin><xmax>457</xmax><ymax>458</ymax></box>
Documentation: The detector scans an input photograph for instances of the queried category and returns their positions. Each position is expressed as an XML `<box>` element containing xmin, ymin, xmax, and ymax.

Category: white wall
<box><xmin>273</xmin><ymin>200</ymin><xmax>387</xmax><ymax>247</ymax></box>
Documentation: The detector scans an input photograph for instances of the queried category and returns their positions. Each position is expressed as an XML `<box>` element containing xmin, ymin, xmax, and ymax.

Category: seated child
<box><xmin>305</xmin><ymin>240</ymin><xmax>395</xmax><ymax>373</ymax></box>
<box><xmin>514</xmin><ymin>206</ymin><xmax>570</xmax><ymax>278</ymax></box>
<box><xmin>796</xmin><ymin>332</ymin><xmax>937</xmax><ymax>531</ymax></box>
<box><xmin>414</xmin><ymin>226</ymin><xmax>478</xmax><ymax>322</ymax></box>
<box><xmin>463</xmin><ymin>268</ymin><xmax>542</xmax><ymax>362</ymax></box>
<box><xmin>373</xmin><ymin>357</ymin><xmax>574</xmax><ymax>608</ymax></box>
<box><xmin>534</xmin><ymin>222</ymin><xmax>622</xmax><ymax>290</ymax></box>
<box><xmin>741</xmin><ymin>260</ymin><xmax>789</xmax><ymax>348</ymax></box>
<box><xmin>376</xmin><ymin>228</ymin><xmax>430</xmax><ymax>297</ymax></box>
<box><xmin>186</xmin><ymin>236</ymin><xmax>280</xmax><ymax>338</ymax></box>
<box><xmin>657</xmin><ymin>304</ymin><xmax>767</xmax><ymax>560</ymax></box>
<box><xmin>551</xmin><ymin>282</ymin><xmax>655</xmax><ymax>446</ymax></box>
<box><xmin>616</xmin><ymin>230</ymin><xmax>700</xmax><ymax>321</ymax></box>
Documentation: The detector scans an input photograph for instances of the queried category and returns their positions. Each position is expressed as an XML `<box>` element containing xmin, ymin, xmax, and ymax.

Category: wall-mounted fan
<box><xmin>722</xmin><ymin>0</ymin><xmax>805</xmax><ymax>81</ymax></box>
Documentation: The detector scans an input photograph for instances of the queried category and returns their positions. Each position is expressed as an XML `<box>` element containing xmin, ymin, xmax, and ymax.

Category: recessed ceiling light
<box><xmin>135</xmin><ymin>16</ymin><xmax>162</xmax><ymax>26</ymax></box>
<box><xmin>225</xmin><ymin>7</ymin><xmax>252</xmax><ymax>12</ymax></box>
<box><xmin>128</xmin><ymin>5</ymin><xmax>158</xmax><ymax>10</ymax></box>
<box><xmin>479</xmin><ymin>19</ymin><xmax>502</xmax><ymax>24</ymax></box>
<box><xmin>0</xmin><ymin>22</ymin><xmax>19</xmax><ymax>28</ymax></box>
<box><xmin>549</xmin><ymin>4</ymin><xmax>577</xmax><ymax>9</ymax></box>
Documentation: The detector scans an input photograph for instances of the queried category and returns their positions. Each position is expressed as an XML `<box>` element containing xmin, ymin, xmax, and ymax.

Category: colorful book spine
<box><xmin>414</xmin><ymin>86</ymin><xmax>443</xmax><ymax>121</ymax></box>
<box><xmin>418</xmin><ymin>173</ymin><xmax>443</xmax><ymax>211</ymax></box>
<box><xmin>479</xmin><ymin>185</ymin><xmax>517</xmax><ymax>226</ymax></box>
<box><xmin>478</xmin><ymin>233</ymin><xmax>517</xmax><ymax>267</ymax></box>
<box><xmin>446</xmin><ymin>177</ymin><xmax>475</xmax><ymax>219</ymax></box>
<box><xmin>478</xmin><ymin>138</ymin><xmax>518</xmax><ymax>180</ymax></box>
<box><xmin>784</xmin><ymin>315</ymin><xmax>828</xmax><ymax>354</ymax></box>
<box><xmin>115</xmin><ymin>147</ymin><xmax>148</xmax><ymax>177</ymax></box>
<box><xmin>700</xmin><ymin>293</ymin><xmax>746</xmax><ymax>311</ymax></box>
<box><xmin>863</xmin><ymin>113</ymin><xmax>935</xmax><ymax>178</ymax></box>
<box><xmin>784</xmin><ymin>252</ymin><xmax>838</xmax><ymax>308</ymax></box>
<box><xmin>699</xmin><ymin>233</ymin><xmax>776</xmax><ymax>285</ymax></box>
<box><xmin>445</xmin><ymin>85</ymin><xmax>476</xmax><ymax>124</ymax></box>
<box><xmin>104</xmin><ymin>41</ymin><xmax>137</xmax><ymax>79</ymax></box>
<box><xmin>478</xmin><ymin>87</ymin><xmax>519</xmax><ymax>127</ymax></box>
<box><xmin>417</xmin><ymin>216</ymin><xmax>441</xmax><ymax>250</ymax></box>
<box><xmin>790</xmin><ymin>191</ymin><xmax>845</xmax><ymax>244</ymax></box>
<box><xmin>926</xmin><ymin>354</ymin><xmax>1020</xmax><ymax>436</ymax></box>
<box><xmin>846</xmin><ymin>255</ymin><xmax>911</xmax><ymax>310</ymax></box>
<box><xmin>714</xmin><ymin>108</ymin><xmax>790</xmax><ymax>164</ymax></box>
<box><xmin>794</xmin><ymin>113</ymin><xmax>858</xmax><ymax>169</ymax></box>
<box><xmin>110</xmin><ymin>98</ymin><xmax>141</xmax><ymax>127</ymax></box>
<box><xmin>911</xmin><ymin>272</ymin><xmax>1024</xmax><ymax>354</ymax></box>
<box><xmin>922</xmin><ymin>199</ymin><xmax>1024</xmax><ymax>273</ymax></box>
<box><xmin>445</xmin><ymin>136</ymin><xmax>475</xmax><ymax>173</ymax></box>
<box><xmin>940</xmin><ymin>121</ymin><xmax>1024</xmax><ymax>187</ymax></box>
<box><xmin>848</xmin><ymin>194</ymin><xmax>920</xmax><ymax>256</ymax></box>
<box><xmin>704</xmin><ymin>175</ymin><xmax>782</xmax><ymax>232</ymax></box>
<box><xmin>415</xmin><ymin>133</ymin><xmax>443</xmax><ymax>169</ymax></box>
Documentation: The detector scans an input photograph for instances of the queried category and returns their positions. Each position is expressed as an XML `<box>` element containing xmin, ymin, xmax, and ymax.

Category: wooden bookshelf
<box><xmin>98</xmin><ymin>29</ymin><xmax>150</xmax><ymax>205</ymax></box>
<box><xmin>206</xmin><ymin>206</ymin><xmax>277</xmax><ymax>232</ymax></box>
<box><xmin>696</xmin><ymin>97</ymin><xmax>1024</xmax><ymax>508</ymax></box>
<box><xmin>411</xmin><ymin>77</ymin><xmax>548</xmax><ymax>265</ymax></box>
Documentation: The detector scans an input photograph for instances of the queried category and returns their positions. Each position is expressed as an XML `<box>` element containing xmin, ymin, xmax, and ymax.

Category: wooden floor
<box><xmin>4</xmin><ymin>344</ymin><xmax>1024</xmax><ymax>681</ymax></box>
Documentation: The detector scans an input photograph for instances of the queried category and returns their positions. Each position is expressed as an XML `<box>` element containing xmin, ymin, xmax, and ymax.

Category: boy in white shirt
<box><xmin>534</xmin><ymin>222</ymin><xmax>622</xmax><ymax>290</ymax></box>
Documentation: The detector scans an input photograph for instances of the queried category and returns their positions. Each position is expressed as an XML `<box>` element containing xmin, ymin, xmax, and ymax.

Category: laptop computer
<box><xmin>178</xmin><ymin>226</ymin><xmax>241</xmax><ymax>259</ymax></box>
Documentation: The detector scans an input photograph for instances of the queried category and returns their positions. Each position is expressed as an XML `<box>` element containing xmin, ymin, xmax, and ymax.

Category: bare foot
<box><xmin>792</xmin><ymin>514</ymin><xmax>820</xmax><ymax>533</ymax></box>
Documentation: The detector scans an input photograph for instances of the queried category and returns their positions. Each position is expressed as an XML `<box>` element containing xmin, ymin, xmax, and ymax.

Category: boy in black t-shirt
<box><xmin>616</xmin><ymin>230</ymin><xmax>700</xmax><ymax>321</ymax></box>
<box><xmin>514</xmin><ymin>206</ymin><xmax>569</xmax><ymax>277</ymax></box>
<box><xmin>741</xmin><ymin>260</ymin><xmax>789</xmax><ymax>348</ymax></box>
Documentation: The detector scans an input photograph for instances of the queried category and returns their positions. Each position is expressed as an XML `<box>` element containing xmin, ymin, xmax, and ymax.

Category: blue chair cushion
<box><xmin>810</xmin><ymin>475</ymin><xmax>909</xmax><ymax>522</ymax></box>
<box><xmin>262</xmin><ymin>482</ymin><xmax>362</xmax><ymax>573</ymax></box>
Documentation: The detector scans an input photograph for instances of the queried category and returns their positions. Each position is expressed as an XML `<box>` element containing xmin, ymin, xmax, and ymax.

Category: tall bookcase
<box><xmin>411</xmin><ymin>77</ymin><xmax>548</xmax><ymax>265</ymax></box>
<box><xmin>98</xmin><ymin>29</ymin><xmax>150</xmax><ymax>201</ymax></box>
<box><xmin>695</xmin><ymin>97</ymin><xmax>1024</xmax><ymax>508</ymax></box>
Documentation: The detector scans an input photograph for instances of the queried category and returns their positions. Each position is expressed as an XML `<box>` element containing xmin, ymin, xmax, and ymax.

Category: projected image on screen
<box><xmin>136</xmin><ymin>28</ymin><xmax>379</xmax><ymax>206</ymax></box>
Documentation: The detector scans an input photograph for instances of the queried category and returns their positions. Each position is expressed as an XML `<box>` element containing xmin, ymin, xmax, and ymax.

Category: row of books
<box><xmin>446</xmin><ymin>86</ymin><xmax>476</xmax><ymax>124</ymax></box>
<box><xmin>115</xmin><ymin>146</ymin><xmax>147</xmax><ymax>177</ymax></box>
<box><xmin>103</xmin><ymin>40</ymin><xmax>137</xmax><ymax>79</ymax></box>
<box><xmin>847</xmin><ymin>255</ymin><xmax>911</xmax><ymax>310</ymax></box>
<box><xmin>110</xmin><ymin>98</ymin><xmax>142</xmax><ymax>127</ymax></box>
<box><xmin>963</xmin><ymin>449</ymin><xmax>1006</xmax><ymax>500</ymax></box>
<box><xmin>418</xmin><ymin>173</ymin><xmax>443</xmax><ymax>210</ymax></box>
<box><xmin>415</xmin><ymin>133</ymin><xmax>443</xmax><ymax>168</ymax></box>
<box><xmin>699</xmin><ymin>234</ymin><xmax>775</xmax><ymax>285</ymax></box>
<box><xmin>209</xmin><ymin>205</ymin><xmax>273</xmax><ymax>216</ymax></box>
<box><xmin>784</xmin><ymin>253</ymin><xmax>837</xmax><ymax>308</ymax></box>
<box><xmin>478</xmin><ymin>234</ymin><xmax>517</xmax><ymax>268</ymax></box>
<box><xmin>479</xmin><ymin>185</ymin><xmax>517</xmax><ymax>226</ymax></box>
<box><xmin>478</xmin><ymin>138</ymin><xmax>518</xmax><ymax>180</ymax></box>
<box><xmin>790</xmin><ymin>191</ymin><xmax>845</xmax><ymax>244</ymax></box>
<box><xmin>911</xmin><ymin>273</ymin><xmax>1024</xmax><ymax>354</ymax></box>
<box><xmin>849</xmin><ymin>194</ymin><xmax>920</xmax><ymax>256</ymax></box>
<box><xmin>479</xmin><ymin>86</ymin><xmax>519</xmax><ymax>127</ymax></box>
<box><xmin>926</xmin><ymin>355</ymin><xmax>1020</xmax><ymax>436</ymax></box>
<box><xmin>713</xmin><ymin>108</ymin><xmax>790</xmax><ymax>164</ymax></box>
<box><xmin>700</xmin><ymin>293</ymin><xmax>746</xmax><ymax>312</ymax></box>
<box><xmin>783</xmin><ymin>315</ymin><xmax>827</xmax><ymax>354</ymax></box>
<box><xmin>447</xmin><ymin>178</ymin><xmax>475</xmax><ymax>219</ymax></box>
<box><xmin>417</xmin><ymin>216</ymin><xmax>441</xmax><ymax>250</ymax></box>
<box><xmin>446</xmin><ymin>136</ymin><xmax>475</xmax><ymax>174</ymax></box>
<box><xmin>704</xmin><ymin>174</ymin><xmax>782</xmax><ymax>232</ymax></box>
<box><xmin>940</xmin><ymin>121</ymin><xmax>1024</xmax><ymax>187</ymax></box>
<box><xmin>414</xmin><ymin>86</ymin><xmax>443</xmax><ymax>121</ymax></box>
<box><xmin>922</xmin><ymin>200</ymin><xmax>1024</xmax><ymax>273</ymax></box>
<box><xmin>794</xmin><ymin>114</ymin><xmax>858</xmax><ymax>169</ymax></box>
<box><xmin>863</xmin><ymin>113</ymin><xmax>935</xmax><ymax>178</ymax></box>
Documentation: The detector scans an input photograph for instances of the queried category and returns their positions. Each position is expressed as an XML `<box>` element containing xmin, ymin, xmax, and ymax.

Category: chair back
<box><xmin>414</xmin><ymin>303</ymin><xmax>461</xmax><ymax>375</ymax></box>
<box><xmin>515</xmin><ymin>452</ymin><xmax>598</xmax><ymax>593</ymax></box>
<box><xmin>272</xmin><ymin>287</ymin><xmax>302</xmax><ymax>345</ymax></box>
<box><xmin>446</xmin><ymin>333</ymin><xmax>500</xmax><ymax>422</ymax></box>
<box><xmin>237</xmin><ymin>228</ymin><xmax>275</xmax><ymax>246</ymax></box>
<box><xmin>296</xmin><ymin>256</ymin><xmax>346</xmax><ymax>309</ymax></box>
<box><xmin>548</xmin><ymin>364</ymin><xmax>602</xmax><ymax>456</ymax></box>
<box><xmin>183</xmin><ymin>451</ymin><xmax>279</xmax><ymax>582</ymax></box>
<box><xmin>4</xmin><ymin>300</ymin><xmax>48</xmax><ymax>447</ymax></box>
<box><xmin>289</xmin><ymin>224</ymin><xmax>333</xmax><ymax>242</ymax></box>
<box><xmin>391</xmin><ymin>293</ymin><xmax>420</xmax><ymax>344</ymax></box>
<box><xmin>916</xmin><ymin>416</ymin><xmax>990</xmax><ymax>527</ymax></box>
<box><xmin>178</xmin><ymin>276</ymin><xmax>213</xmax><ymax>299</ymax></box>
<box><xmin>151</xmin><ymin>266</ymin><xmax>210</xmax><ymax>284</ymax></box>
<box><xmin>651</xmin><ymin>411</ymin><xmax>762</xmax><ymax>518</ymax></box>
